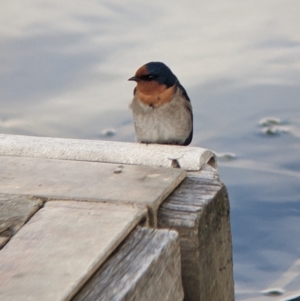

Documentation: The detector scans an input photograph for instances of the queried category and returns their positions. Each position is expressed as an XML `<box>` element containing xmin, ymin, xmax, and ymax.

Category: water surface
<box><xmin>1</xmin><ymin>1</ymin><xmax>300</xmax><ymax>299</ymax></box>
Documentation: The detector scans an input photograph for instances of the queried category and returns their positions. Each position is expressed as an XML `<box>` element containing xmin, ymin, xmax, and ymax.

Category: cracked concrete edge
<box><xmin>0</xmin><ymin>134</ymin><xmax>217</xmax><ymax>171</ymax></box>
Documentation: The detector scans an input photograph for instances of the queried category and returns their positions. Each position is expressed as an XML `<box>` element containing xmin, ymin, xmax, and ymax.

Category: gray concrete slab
<box><xmin>0</xmin><ymin>200</ymin><xmax>146</xmax><ymax>301</ymax></box>
<box><xmin>0</xmin><ymin>134</ymin><xmax>216</xmax><ymax>171</ymax></box>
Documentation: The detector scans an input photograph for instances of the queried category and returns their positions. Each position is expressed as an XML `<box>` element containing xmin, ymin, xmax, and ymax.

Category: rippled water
<box><xmin>1</xmin><ymin>1</ymin><xmax>300</xmax><ymax>299</ymax></box>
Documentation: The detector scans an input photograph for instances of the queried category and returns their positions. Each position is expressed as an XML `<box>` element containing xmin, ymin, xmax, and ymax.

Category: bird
<box><xmin>128</xmin><ymin>62</ymin><xmax>193</xmax><ymax>145</ymax></box>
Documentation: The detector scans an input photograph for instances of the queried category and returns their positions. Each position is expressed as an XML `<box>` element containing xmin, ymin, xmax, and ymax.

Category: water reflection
<box><xmin>1</xmin><ymin>1</ymin><xmax>300</xmax><ymax>299</ymax></box>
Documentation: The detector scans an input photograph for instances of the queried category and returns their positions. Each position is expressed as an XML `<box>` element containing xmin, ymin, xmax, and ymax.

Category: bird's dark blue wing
<box><xmin>177</xmin><ymin>82</ymin><xmax>193</xmax><ymax>145</ymax></box>
<box><xmin>176</xmin><ymin>82</ymin><xmax>191</xmax><ymax>102</ymax></box>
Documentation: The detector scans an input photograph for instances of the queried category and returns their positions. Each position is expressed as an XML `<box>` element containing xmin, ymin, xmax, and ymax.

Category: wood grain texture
<box><xmin>0</xmin><ymin>236</ymin><xmax>9</xmax><ymax>248</ymax></box>
<box><xmin>0</xmin><ymin>156</ymin><xmax>185</xmax><ymax>226</ymax></box>
<box><xmin>158</xmin><ymin>164</ymin><xmax>235</xmax><ymax>301</ymax></box>
<box><xmin>0</xmin><ymin>201</ymin><xmax>146</xmax><ymax>301</ymax></box>
<box><xmin>72</xmin><ymin>227</ymin><xmax>184</xmax><ymax>301</ymax></box>
<box><xmin>0</xmin><ymin>193</ymin><xmax>43</xmax><ymax>247</ymax></box>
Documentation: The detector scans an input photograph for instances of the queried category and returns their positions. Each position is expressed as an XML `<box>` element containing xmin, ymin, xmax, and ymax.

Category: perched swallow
<box><xmin>128</xmin><ymin>62</ymin><xmax>193</xmax><ymax>145</ymax></box>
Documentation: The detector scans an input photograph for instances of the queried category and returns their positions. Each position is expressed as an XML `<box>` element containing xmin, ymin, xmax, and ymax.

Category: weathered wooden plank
<box><xmin>72</xmin><ymin>227</ymin><xmax>184</xmax><ymax>301</ymax></box>
<box><xmin>0</xmin><ymin>133</ymin><xmax>216</xmax><ymax>171</ymax></box>
<box><xmin>0</xmin><ymin>201</ymin><xmax>146</xmax><ymax>301</ymax></box>
<box><xmin>0</xmin><ymin>156</ymin><xmax>185</xmax><ymax>225</ymax></box>
<box><xmin>0</xmin><ymin>236</ymin><xmax>9</xmax><ymax>248</ymax></box>
<box><xmin>158</xmin><ymin>164</ymin><xmax>235</xmax><ymax>301</ymax></box>
<box><xmin>0</xmin><ymin>194</ymin><xmax>43</xmax><ymax>247</ymax></box>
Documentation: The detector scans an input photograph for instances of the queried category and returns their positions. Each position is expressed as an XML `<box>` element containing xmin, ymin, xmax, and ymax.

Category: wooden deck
<box><xmin>0</xmin><ymin>134</ymin><xmax>234</xmax><ymax>301</ymax></box>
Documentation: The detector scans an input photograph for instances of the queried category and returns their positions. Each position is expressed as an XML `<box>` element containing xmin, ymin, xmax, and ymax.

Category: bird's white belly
<box><xmin>130</xmin><ymin>91</ymin><xmax>192</xmax><ymax>144</ymax></box>
<box><xmin>137</xmin><ymin>115</ymin><xmax>178</xmax><ymax>143</ymax></box>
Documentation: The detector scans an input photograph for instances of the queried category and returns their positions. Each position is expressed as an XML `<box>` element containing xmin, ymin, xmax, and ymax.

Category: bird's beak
<box><xmin>128</xmin><ymin>76</ymin><xmax>140</xmax><ymax>82</ymax></box>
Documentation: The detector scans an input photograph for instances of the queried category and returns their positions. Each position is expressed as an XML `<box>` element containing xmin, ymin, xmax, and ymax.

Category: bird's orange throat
<box><xmin>136</xmin><ymin>82</ymin><xmax>175</xmax><ymax>107</ymax></box>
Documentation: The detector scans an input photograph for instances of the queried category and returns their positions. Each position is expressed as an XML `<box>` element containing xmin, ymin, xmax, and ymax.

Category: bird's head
<box><xmin>128</xmin><ymin>62</ymin><xmax>177</xmax><ymax>95</ymax></box>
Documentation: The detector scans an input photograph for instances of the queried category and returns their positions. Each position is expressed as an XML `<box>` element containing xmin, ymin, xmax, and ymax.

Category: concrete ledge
<box><xmin>0</xmin><ymin>134</ymin><xmax>216</xmax><ymax>171</ymax></box>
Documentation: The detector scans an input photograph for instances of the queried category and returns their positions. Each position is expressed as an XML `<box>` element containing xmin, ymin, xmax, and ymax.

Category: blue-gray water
<box><xmin>1</xmin><ymin>1</ymin><xmax>300</xmax><ymax>299</ymax></box>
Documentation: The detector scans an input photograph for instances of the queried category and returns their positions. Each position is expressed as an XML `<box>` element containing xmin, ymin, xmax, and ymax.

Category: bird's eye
<box><xmin>147</xmin><ymin>75</ymin><xmax>155</xmax><ymax>80</ymax></box>
<box><xmin>140</xmin><ymin>74</ymin><xmax>155</xmax><ymax>81</ymax></box>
